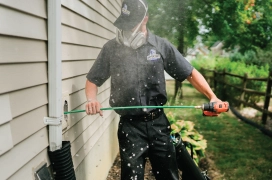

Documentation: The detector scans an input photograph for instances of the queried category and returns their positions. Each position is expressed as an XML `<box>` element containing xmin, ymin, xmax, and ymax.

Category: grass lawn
<box><xmin>165</xmin><ymin>80</ymin><xmax>272</xmax><ymax>180</ymax></box>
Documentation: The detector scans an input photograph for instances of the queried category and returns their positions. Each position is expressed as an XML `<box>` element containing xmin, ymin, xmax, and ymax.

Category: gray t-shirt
<box><xmin>86</xmin><ymin>30</ymin><xmax>194</xmax><ymax>116</ymax></box>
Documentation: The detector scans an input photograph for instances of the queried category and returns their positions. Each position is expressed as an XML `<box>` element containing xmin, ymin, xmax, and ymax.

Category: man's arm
<box><xmin>85</xmin><ymin>80</ymin><xmax>103</xmax><ymax>116</ymax></box>
<box><xmin>186</xmin><ymin>69</ymin><xmax>221</xmax><ymax>102</ymax></box>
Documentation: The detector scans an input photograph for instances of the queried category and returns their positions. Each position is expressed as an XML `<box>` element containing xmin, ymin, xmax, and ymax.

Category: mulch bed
<box><xmin>106</xmin><ymin>153</ymin><xmax>221</xmax><ymax>180</ymax></box>
<box><xmin>106</xmin><ymin>153</ymin><xmax>158</xmax><ymax>180</ymax></box>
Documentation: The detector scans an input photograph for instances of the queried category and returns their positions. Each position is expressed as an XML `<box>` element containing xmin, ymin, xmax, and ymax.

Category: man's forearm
<box><xmin>187</xmin><ymin>69</ymin><xmax>217</xmax><ymax>100</ymax></box>
<box><xmin>85</xmin><ymin>80</ymin><xmax>98</xmax><ymax>102</ymax></box>
<box><xmin>85</xmin><ymin>80</ymin><xmax>103</xmax><ymax>116</ymax></box>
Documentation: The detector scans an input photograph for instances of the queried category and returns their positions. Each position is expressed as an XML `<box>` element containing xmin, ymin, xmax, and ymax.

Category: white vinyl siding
<box><xmin>62</xmin><ymin>43</ymin><xmax>101</xmax><ymax>61</ymax></box>
<box><xmin>73</xmin><ymin>114</ymin><xmax>119</xmax><ymax>180</ymax></box>
<box><xmin>0</xmin><ymin>0</ymin><xmax>47</xmax><ymax>18</ymax></box>
<box><xmin>84</xmin><ymin>0</ymin><xmax>120</xmax><ymax>18</ymax></box>
<box><xmin>0</xmin><ymin>128</ymin><xmax>48</xmax><ymax>179</ymax></box>
<box><xmin>0</xmin><ymin>0</ymin><xmax>48</xmax><ymax>179</ymax></box>
<box><xmin>62</xmin><ymin>0</ymin><xmax>116</xmax><ymax>31</ymax></box>
<box><xmin>74</xmin><ymin>116</ymin><xmax>119</xmax><ymax>180</ymax></box>
<box><xmin>61</xmin><ymin>7</ymin><xmax>115</xmax><ymax>40</ymax></box>
<box><xmin>8</xmin><ymin>149</ymin><xmax>50</xmax><ymax>180</ymax></box>
<box><xmin>0</xmin><ymin>0</ymin><xmax>121</xmax><ymax>179</ymax></box>
<box><xmin>8</xmin><ymin>85</ymin><xmax>48</xmax><ymax>118</ymax></box>
<box><xmin>0</xmin><ymin>123</ymin><xmax>13</xmax><ymax>155</ymax></box>
<box><xmin>0</xmin><ymin>94</ymin><xmax>12</xmax><ymax>125</ymax></box>
<box><xmin>61</xmin><ymin>1</ymin><xmax>120</xmax><ymax>179</ymax></box>
<box><xmin>0</xmin><ymin>36</ymin><xmax>47</xmax><ymax>63</ymax></box>
<box><xmin>10</xmin><ymin>106</ymin><xmax>48</xmax><ymax>145</ymax></box>
<box><xmin>0</xmin><ymin>63</ymin><xmax>47</xmax><ymax>94</ymax></box>
<box><xmin>62</xmin><ymin>25</ymin><xmax>109</xmax><ymax>48</ymax></box>
<box><xmin>108</xmin><ymin>0</ymin><xmax>122</xmax><ymax>13</ymax></box>
<box><xmin>62</xmin><ymin>61</ymin><xmax>95</xmax><ymax>79</ymax></box>
<box><xmin>0</xmin><ymin>6</ymin><xmax>47</xmax><ymax>40</ymax></box>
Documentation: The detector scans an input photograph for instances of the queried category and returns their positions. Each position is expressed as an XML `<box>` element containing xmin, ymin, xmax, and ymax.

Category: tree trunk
<box><xmin>174</xmin><ymin>0</ymin><xmax>187</xmax><ymax>99</ymax></box>
<box><xmin>175</xmin><ymin>36</ymin><xmax>184</xmax><ymax>99</ymax></box>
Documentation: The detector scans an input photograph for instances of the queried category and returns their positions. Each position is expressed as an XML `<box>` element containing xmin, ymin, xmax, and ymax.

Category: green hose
<box><xmin>64</xmin><ymin>105</ymin><xmax>200</xmax><ymax>114</ymax></box>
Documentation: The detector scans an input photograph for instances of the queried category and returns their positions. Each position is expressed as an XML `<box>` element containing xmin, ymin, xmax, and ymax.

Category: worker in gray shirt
<box><xmin>85</xmin><ymin>0</ymin><xmax>221</xmax><ymax>179</ymax></box>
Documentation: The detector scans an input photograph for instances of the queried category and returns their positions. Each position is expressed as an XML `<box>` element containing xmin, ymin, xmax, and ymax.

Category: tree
<box><xmin>148</xmin><ymin>0</ymin><xmax>272</xmax><ymax>53</ymax></box>
<box><xmin>147</xmin><ymin>0</ymin><xmax>200</xmax><ymax>97</ymax></box>
<box><xmin>147</xmin><ymin>0</ymin><xmax>199</xmax><ymax>49</ymax></box>
<box><xmin>199</xmin><ymin>0</ymin><xmax>272</xmax><ymax>53</ymax></box>
<box><xmin>147</xmin><ymin>0</ymin><xmax>272</xmax><ymax>97</ymax></box>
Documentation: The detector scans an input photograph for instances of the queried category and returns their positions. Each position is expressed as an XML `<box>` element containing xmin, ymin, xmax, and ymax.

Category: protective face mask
<box><xmin>124</xmin><ymin>23</ymin><xmax>146</xmax><ymax>48</ymax></box>
<box><xmin>116</xmin><ymin>23</ymin><xmax>147</xmax><ymax>49</ymax></box>
<box><xmin>123</xmin><ymin>30</ymin><xmax>135</xmax><ymax>46</ymax></box>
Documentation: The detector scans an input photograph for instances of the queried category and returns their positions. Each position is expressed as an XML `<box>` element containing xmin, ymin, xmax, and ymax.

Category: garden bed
<box><xmin>106</xmin><ymin>152</ymin><xmax>223</xmax><ymax>180</ymax></box>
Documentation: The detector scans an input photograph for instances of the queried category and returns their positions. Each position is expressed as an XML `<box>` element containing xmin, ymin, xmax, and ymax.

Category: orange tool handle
<box><xmin>202</xmin><ymin>101</ymin><xmax>229</xmax><ymax>116</ymax></box>
<box><xmin>202</xmin><ymin>101</ymin><xmax>229</xmax><ymax>113</ymax></box>
<box><xmin>213</xmin><ymin>101</ymin><xmax>229</xmax><ymax>113</ymax></box>
<box><xmin>203</xmin><ymin>111</ymin><xmax>220</xmax><ymax>116</ymax></box>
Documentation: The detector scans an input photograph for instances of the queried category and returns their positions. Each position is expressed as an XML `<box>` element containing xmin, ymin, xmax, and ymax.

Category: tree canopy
<box><xmin>147</xmin><ymin>0</ymin><xmax>272</xmax><ymax>53</ymax></box>
<box><xmin>147</xmin><ymin>0</ymin><xmax>199</xmax><ymax>53</ymax></box>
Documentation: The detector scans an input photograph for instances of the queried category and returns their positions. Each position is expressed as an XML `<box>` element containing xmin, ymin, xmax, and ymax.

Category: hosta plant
<box><xmin>167</xmin><ymin>111</ymin><xmax>207</xmax><ymax>165</ymax></box>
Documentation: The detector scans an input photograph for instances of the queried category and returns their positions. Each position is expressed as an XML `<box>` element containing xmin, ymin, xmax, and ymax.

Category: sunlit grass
<box><xmin>166</xmin><ymin>80</ymin><xmax>272</xmax><ymax>180</ymax></box>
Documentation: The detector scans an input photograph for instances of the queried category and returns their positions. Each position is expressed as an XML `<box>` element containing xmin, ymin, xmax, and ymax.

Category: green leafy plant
<box><xmin>167</xmin><ymin>111</ymin><xmax>207</xmax><ymax>165</ymax></box>
<box><xmin>215</xmin><ymin>57</ymin><xmax>269</xmax><ymax>104</ymax></box>
<box><xmin>191</xmin><ymin>53</ymin><xmax>217</xmax><ymax>70</ymax></box>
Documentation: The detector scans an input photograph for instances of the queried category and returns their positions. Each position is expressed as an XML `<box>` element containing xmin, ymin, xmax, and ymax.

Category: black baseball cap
<box><xmin>113</xmin><ymin>0</ymin><xmax>148</xmax><ymax>31</ymax></box>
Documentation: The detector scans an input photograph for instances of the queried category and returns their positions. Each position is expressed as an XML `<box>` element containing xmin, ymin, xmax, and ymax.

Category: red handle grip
<box><xmin>203</xmin><ymin>111</ymin><xmax>220</xmax><ymax>116</ymax></box>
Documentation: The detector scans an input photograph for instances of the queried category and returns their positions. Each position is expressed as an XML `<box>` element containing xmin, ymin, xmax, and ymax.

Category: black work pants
<box><xmin>118</xmin><ymin>113</ymin><xmax>179</xmax><ymax>180</ymax></box>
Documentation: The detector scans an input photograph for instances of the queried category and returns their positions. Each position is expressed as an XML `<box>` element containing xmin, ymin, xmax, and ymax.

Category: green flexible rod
<box><xmin>64</xmin><ymin>105</ymin><xmax>201</xmax><ymax>115</ymax></box>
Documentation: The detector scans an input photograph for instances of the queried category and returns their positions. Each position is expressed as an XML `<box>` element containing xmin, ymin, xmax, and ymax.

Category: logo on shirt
<box><xmin>147</xmin><ymin>49</ymin><xmax>160</xmax><ymax>61</ymax></box>
<box><xmin>122</xmin><ymin>4</ymin><xmax>130</xmax><ymax>15</ymax></box>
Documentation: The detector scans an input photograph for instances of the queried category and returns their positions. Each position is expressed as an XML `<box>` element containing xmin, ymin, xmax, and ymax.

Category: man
<box><xmin>85</xmin><ymin>0</ymin><xmax>221</xmax><ymax>179</ymax></box>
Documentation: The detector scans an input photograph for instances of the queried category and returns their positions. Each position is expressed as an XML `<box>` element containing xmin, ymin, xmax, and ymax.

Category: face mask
<box><xmin>116</xmin><ymin>23</ymin><xmax>146</xmax><ymax>49</ymax></box>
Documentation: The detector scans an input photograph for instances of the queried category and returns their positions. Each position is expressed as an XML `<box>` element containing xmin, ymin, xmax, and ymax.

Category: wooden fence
<box><xmin>200</xmin><ymin>68</ymin><xmax>272</xmax><ymax>125</ymax></box>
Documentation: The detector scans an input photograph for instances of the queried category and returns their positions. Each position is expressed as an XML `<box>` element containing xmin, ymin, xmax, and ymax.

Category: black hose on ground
<box><xmin>230</xmin><ymin>106</ymin><xmax>272</xmax><ymax>138</ymax></box>
<box><xmin>174</xmin><ymin>133</ymin><xmax>209</xmax><ymax>180</ymax></box>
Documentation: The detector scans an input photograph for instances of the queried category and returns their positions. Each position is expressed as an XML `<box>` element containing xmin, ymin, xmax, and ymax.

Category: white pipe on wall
<box><xmin>45</xmin><ymin>0</ymin><xmax>62</xmax><ymax>152</ymax></box>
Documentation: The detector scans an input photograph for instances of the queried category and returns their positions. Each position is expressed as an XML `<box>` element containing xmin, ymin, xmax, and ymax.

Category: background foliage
<box><xmin>146</xmin><ymin>0</ymin><xmax>272</xmax><ymax>97</ymax></box>
<box><xmin>191</xmin><ymin>55</ymin><xmax>269</xmax><ymax>105</ymax></box>
<box><xmin>147</xmin><ymin>0</ymin><xmax>272</xmax><ymax>51</ymax></box>
<box><xmin>146</xmin><ymin>0</ymin><xmax>272</xmax><ymax>68</ymax></box>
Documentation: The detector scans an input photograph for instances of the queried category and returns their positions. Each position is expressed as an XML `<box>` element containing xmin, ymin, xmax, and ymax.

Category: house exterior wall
<box><xmin>0</xmin><ymin>0</ymin><xmax>121</xmax><ymax>179</ymax></box>
<box><xmin>211</xmin><ymin>41</ymin><xmax>224</xmax><ymax>55</ymax></box>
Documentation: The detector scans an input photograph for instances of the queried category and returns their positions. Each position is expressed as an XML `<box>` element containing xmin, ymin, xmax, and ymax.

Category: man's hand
<box><xmin>208</xmin><ymin>97</ymin><xmax>223</xmax><ymax>116</ymax></box>
<box><xmin>85</xmin><ymin>80</ymin><xmax>103</xmax><ymax>116</ymax></box>
<box><xmin>210</xmin><ymin>96</ymin><xmax>222</xmax><ymax>103</ymax></box>
<box><xmin>85</xmin><ymin>99</ymin><xmax>103</xmax><ymax>116</ymax></box>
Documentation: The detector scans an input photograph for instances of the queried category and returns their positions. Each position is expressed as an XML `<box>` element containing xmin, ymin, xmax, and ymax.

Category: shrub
<box><xmin>191</xmin><ymin>55</ymin><xmax>269</xmax><ymax>106</ymax></box>
<box><xmin>191</xmin><ymin>54</ymin><xmax>217</xmax><ymax>70</ymax></box>
<box><xmin>230</xmin><ymin>49</ymin><xmax>272</xmax><ymax>71</ymax></box>
<box><xmin>167</xmin><ymin>111</ymin><xmax>207</xmax><ymax>165</ymax></box>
